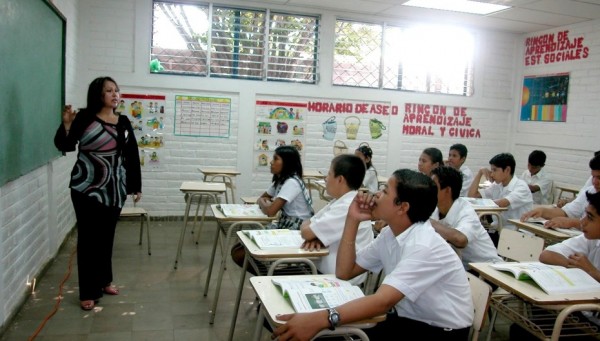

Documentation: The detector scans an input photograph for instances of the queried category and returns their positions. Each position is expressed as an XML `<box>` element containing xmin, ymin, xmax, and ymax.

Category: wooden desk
<box><xmin>174</xmin><ymin>181</ymin><xmax>226</xmax><ymax>269</ymax></box>
<box><xmin>198</xmin><ymin>167</ymin><xmax>241</xmax><ymax>204</ymax></box>
<box><xmin>303</xmin><ymin>169</ymin><xmax>326</xmax><ymax>200</ymax></box>
<box><xmin>249</xmin><ymin>275</ymin><xmax>384</xmax><ymax>341</ymax></box>
<box><xmin>228</xmin><ymin>231</ymin><xmax>329</xmax><ymax>341</ymax></box>
<box><xmin>555</xmin><ymin>184</ymin><xmax>580</xmax><ymax>203</ymax></box>
<box><xmin>204</xmin><ymin>204</ymin><xmax>276</xmax><ymax>324</ymax></box>
<box><xmin>240</xmin><ymin>196</ymin><xmax>259</xmax><ymax>204</ymax></box>
<box><xmin>469</xmin><ymin>262</ymin><xmax>600</xmax><ymax>340</ymax></box>
<box><xmin>508</xmin><ymin>219</ymin><xmax>572</xmax><ymax>245</ymax></box>
<box><xmin>470</xmin><ymin>201</ymin><xmax>508</xmax><ymax>231</ymax></box>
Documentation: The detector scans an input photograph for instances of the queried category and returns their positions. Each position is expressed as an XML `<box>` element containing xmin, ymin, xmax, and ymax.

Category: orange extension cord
<box><xmin>28</xmin><ymin>245</ymin><xmax>77</xmax><ymax>341</ymax></box>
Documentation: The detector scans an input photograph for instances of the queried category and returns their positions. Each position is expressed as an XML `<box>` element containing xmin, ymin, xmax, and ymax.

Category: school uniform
<box><xmin>266</xmin><ymin>176</ymin><xmax>313</xmax><ymax>221</ymax></box>
<box><xmin>479</xmin><ymin>176</ymin><xmax>533</xmax><ymax>230</ymax></box>
<box><xmin>521</xmin><ymin>168</ymin><xmax>553</xmax><ymax>205</ymax></box>
<box><xmin>363</xmin><ymin>166</ymin><xmax>378</xmax><ymax>193</ymax></box>
<box><xmin>545</xmin><ymin>235</ymin><xmax>600</xmax><ymax>267</ymax></box>
<box><xmin>564</xmin><ymin>186</ymin><xmax>598</xmax><ymax>219</ymax></box>
<box><xmin>308</xmin><ymin>190</ymin><xmax>374</xmax><ymax>284</ymax></box>
<box><xmin>460</xmin><ymin>165</ymin><xmax>474</xmax><ymax>197</ymax></box>
<box><xmin>432</xmin><ymin>197</ymin><xmax>502</xmax><ymax>269</ymax></box>
<box><xmin>356</xmin><ymin>221</ymin><xmax>473</xmax><ymax>332</ymax></box>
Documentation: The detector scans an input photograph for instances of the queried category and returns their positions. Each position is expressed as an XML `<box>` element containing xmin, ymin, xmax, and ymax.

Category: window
<box><xmin>334</xmin><ymin>19</ymin><xmax>474</xmax><ymax>96</ymax></box>
<box><xmin>151</xmin><ymin>1</ymin><xmax>320</xmax><ymax>83</ymax></box>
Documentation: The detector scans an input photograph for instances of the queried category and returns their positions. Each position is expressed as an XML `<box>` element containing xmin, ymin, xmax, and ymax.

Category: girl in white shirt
<box><xmin>355</xmin><ymin>144</ymin><xmax>378</xmax><ymax>193</ymax></box>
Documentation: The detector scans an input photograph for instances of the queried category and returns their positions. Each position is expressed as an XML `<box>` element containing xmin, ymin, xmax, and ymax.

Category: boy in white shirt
<box><xmin>273</xmin><ymin>169</ymin><xmax>473</xmax><ymax>341</ymax></box>
<box><xmin>446</xmin><ymin>143</ymin><xmax>473</xmax><ymax>197</ymax></box>
<box><xmin>468</xmin><ymin>153</ymin><xmax>533</xmax><ymax>231</ymax></box>
<box><xmin>430</xmin><ymin>166</ymin><xmax>502</xmax><ymax>269</ymax></box>
<box><xmin>522</xmin><ymin>154</ymin><xmax>600</xmax><ymax>229</ymax></box>
<box><xmin>521</xmin><ymin>150</ymin><xmax>553</xmax><ymax>205</ymax></box>
<box><xmin>300</xmin><ymin>154</ymin><xmax>374</xmax><ymax>285</ymax></box>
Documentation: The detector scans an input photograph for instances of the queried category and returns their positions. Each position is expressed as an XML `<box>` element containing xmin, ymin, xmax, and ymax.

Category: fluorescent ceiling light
<box><xmin>403</xmin><ymin>0</ymin><xmax>510</xmax><ymax>15</ymax></box>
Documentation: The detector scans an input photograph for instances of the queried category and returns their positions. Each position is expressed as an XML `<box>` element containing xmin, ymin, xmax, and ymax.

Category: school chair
<box><xmin>119</xmin><ymin>202</ymin><xmax>151</xmax><ymax>255</ymax></box>
<box><xmin>467</xmin><ymin>272</ymin><xmax>492</xmax><ymax>341</ymax></box>
<box><xmin>485</xmin><ymin>229</ymin><xmax>545</xmax><ymax>341</ymax></box>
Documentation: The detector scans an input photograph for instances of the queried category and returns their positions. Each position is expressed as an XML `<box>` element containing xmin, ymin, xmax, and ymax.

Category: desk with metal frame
<box><xmin>198</xmin><ymin>167</ymin><xmax>241</xmax><ymax>204</ymax></box>
<box><xmin>508</xmin><ymin>218</ymin><xmax>573</xmax><ymax>245</ymax></box>
<box><xmin>469</xmin><ymin>262</ymin><xmax>600</xmax><ymax>341</ymax></box>
<box><xmin>174</xmin><ymin>181</ymin><xmax>226</xmax><ymax>269</ymax></box>
<box><xmin>555</xmin><ymin>184</ymin><xmax>581</xmax><ymax>204</ymax></box>
<box><xmin>303</xmin><ymin>169</ymin><xmax>326</xmax><ymax>200</ymax></box>
<box><xmin>203</xmin><ymin>204</ymin><xmax>277</xmax><ymax>324</ymax></box>
<box><xmin>228</xmin><ymin>231</ymin><xmax>329</xmax><ymax>341</ymax></box>
<box><xmin>250</xmin><ymin>274</ymin><xmax>385</xmax><ymax>341</ymax></box>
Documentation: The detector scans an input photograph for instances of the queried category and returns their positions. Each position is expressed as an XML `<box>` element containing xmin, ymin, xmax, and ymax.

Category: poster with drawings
<box><xmin>254</xmin><ymin>100</ymin><xmax>306</xmax><ymax>170</ymax></box>
<box><xmin>119</xmin><ymin>93</ymin><xmax>166</xmax><ymax>171</ymax></box>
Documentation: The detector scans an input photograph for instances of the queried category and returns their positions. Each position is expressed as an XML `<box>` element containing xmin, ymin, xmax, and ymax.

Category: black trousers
<box><xmin>365</xmin><ymin>311</ymin><xmax>470</xmax><ymax>341</ymax></box>
<box><xmin>71</xmin><ymin>190</ymin><xmax>121</xmax><ymax>301</ymax></box>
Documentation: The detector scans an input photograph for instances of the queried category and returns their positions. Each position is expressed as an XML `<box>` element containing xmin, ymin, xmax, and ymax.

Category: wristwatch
<box><xmin>327</xmin><ymin>308</ymin><xmax>340</xmax><ymax>330</ymax></box>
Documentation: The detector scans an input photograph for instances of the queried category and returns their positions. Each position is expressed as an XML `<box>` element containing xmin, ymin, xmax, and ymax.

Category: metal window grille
<box><xmin>333</xmin><ymin>20</ymin><xmax>382</xmax><ymax>88</ymax></box>
<box><xmin>334</xmin><ymin>19</ymin><xmax>474</xmax><ymax>96</ymax></box>
<box><xmin>151</xmin><ymin>1</ymin><xmax>319</xmax><ymax>83</ymax></box>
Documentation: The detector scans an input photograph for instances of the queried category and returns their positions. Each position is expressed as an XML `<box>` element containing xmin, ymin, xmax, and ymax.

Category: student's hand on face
<box><xmin>348</xmin><ymin>191</ymin><xmax>376</xmax><ymax>223</ymax></box>
<box><xmin>301</xmin><ymin>239</ymin><xmax>324</xmax><ymax>251</ymax></box>
<box><xmin>567</xmin><ymin>252</ymin><xmax>595</xmax><ymax>273</ymax></box>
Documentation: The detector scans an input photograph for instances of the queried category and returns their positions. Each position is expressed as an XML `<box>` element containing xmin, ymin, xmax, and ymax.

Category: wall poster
<box><xmin>520</xmin><ymin>73</ymin><xmax>569</xmax><ymax>122</ymax></box>
<box><xmin>174</xmin><ymin>95</ymin><xmax>231</xmax><ymax>137</ymax></box>
<box><xmin>120</xmin><ymin>93</ymin><xmax>166</xmax><ymax>170</ymax></box>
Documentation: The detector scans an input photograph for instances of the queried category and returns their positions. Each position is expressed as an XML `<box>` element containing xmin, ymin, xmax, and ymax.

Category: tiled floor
<box><xmin>0</xmin><ymin>217</ymin><xmax>512</xmax><ymax>341</ymax></box>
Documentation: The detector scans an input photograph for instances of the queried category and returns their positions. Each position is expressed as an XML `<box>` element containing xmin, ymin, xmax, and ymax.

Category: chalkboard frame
<box><xmin>0</xmin><ymin>0</ymin><xmax>66</xmax><ymax>186</ymax></box>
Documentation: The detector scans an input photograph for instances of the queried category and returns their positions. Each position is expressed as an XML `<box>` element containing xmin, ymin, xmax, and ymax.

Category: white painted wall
<box><xmin>0</xmin><ymin>0</ymin><xmax>598</xmax><ymax>331</ymax></box>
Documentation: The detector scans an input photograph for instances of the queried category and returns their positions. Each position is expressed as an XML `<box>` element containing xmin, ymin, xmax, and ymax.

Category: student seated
<box><xmin>557</xmin><ymin>150</ymin><xmax>600</xmax><ymax>208</ymax></box>
<box><xmin>272</xmin><ymin>169</ymin><xmax>473</xmax><ymax>341</ymax></box>
<box><xmin>354</xmin><ymin>144</ymin><xmax>378</xmax><ymax>193</ymax></box>
<box><xmin>446</xmin><ymin>143</ymin><xmax>474</xmax><ymax>197</ymax></box>
<box><xmin>430</xmin><ymin>166</ymin><xmax>502</xmax><ymax>269</ymax></box>
<box><xmin>300</xmin><ymin>154</ymin><xmax>374</xmax><ymax>285</ymax></box>
<box><xmin>231</xmin><ymin>145</ymin><xmax>313</xmax><ymax>271</ymax></box>
<box><xmin>418</xmin><ymin>147</ymin><xmax>443</xmax><ymax>176</ymax></box>
<box><xmin>522</xmin><ymin>154</ymin><xmax>600</xmax><ymax>229</ymax></box>
<box><xmin>468</xmin><ymin>153</ymin><xmax>533</xmax><ymax>231</ymax></box>
<box><xmin>511</xmin><ymin>191</ymin><xmax>600</xmax><ymax>340</ymax></box>
<box><xmin>521</xmin><ymin>150</ymin><xmax>553</xmax><ymax>205</ymax></box>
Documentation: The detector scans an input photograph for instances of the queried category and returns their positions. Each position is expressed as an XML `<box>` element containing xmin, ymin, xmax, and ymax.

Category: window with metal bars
<box><xmin>334</xmin><ymin>19</ymin><xmax>474</xmax><ymax>96</ymax></box>
<box><xmin>151</xmin><ymin>1</ymin><xmax>320</xmax><ymax>84</ymax></box>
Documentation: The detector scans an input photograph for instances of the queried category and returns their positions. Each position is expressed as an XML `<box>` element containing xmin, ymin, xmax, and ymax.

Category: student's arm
<box><xmin>468</xmin><ymin>168</ymin><xmax>488</xmax><ymax>198</ymax></box>
<box><xmin>299</xmin><ymin>220</ymin><xmax>317</xmax><ymax>240</ymax></box>
<box><xmin>273</xmin><ymin>285</ymin><xmax>402</xmax><ymax>341</ymax></box>
<box><xmin>429</xmin><ymin>219</ymin><xmax>468</xmax><ymax>248</ymax></box>
<box><xmin>540</xmin><ymin>250</ymin><xmax>600</xmax><ymax>282</ymax></box>
<box><xmin>336</xmin><ymin>192</ymin><xmax>371</xmax><ymax>280</ymax></box>
<box><xmin>528</xmin><ymin>183</ymin><xmax>541</xmax><ymax>193</ymax></box>
<box><xmin>539</xmin><ymin>249</ymin><xmax>570</xmax><ymax>267</ymax></box>
<box><xmin>493</xmin><ymin>197</ymin><xmax>510</xmax><ymax>208</ymax></box>
<box><xmin>258</xmin><ymin>196</ymin><xmax>286</xmax><ymax>217</ymax></box>
<box><xmin>521</xmin><ymin>206</ymin><xmax>568</xmax><ymax>221</ymax></box>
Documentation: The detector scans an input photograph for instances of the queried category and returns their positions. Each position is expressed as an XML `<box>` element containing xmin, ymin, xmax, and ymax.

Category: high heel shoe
<box><xmin>80</xmin><ymin>300</ymin><xmax>95</xmax><ymax>311</ymax></box>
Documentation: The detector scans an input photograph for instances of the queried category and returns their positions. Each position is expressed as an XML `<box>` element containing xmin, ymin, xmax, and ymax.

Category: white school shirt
<box><xmin>545</xmin><ymin>235</ymin><xmax>600</xmax><ymax>269</ymax></box>
<box><xmin>266</xmin><ymin>177</ymin><xmax>313</xmax><ymax>220</ymax></box>
<box><xmin>563</xmin><ymin>186</ymin><xmax>598</xmax><ymax>219</ymax></box>
<box><xmin>520</xmin><ymin>168</ymin><xmax>553</xmax><ymax>205</ymax></box>
<box><xmin>479</xmin><ymin>176</ymin><xmax>533</xmax><ymax>230</ymax></box>
<box><xmin>355</xmin><ymin>221</ymin><xmax>474</xmax><ymax>329</ymax></box>
<box><xmin>578</xmin><ymin>177</ymin><xmax>594</xmax><ymax>196</ymax></box>
<box><xmin>308</xmin><ymin>190</ymin><xmax>374</xmax><ymax>284</ymax></box>
<box><xmin>459</xmin><ymin>165</ymin><xmax>474</xmax><ymax>197</ymax></box>
<box><xmin>432</xmin><ymin>198</ymin><xmax>502</xmax><ymax>269</ymax></box>
<box><xmin>363</xmin><ymin>166</ymin><xmax>378</xmax><ymax>193</ymax></box>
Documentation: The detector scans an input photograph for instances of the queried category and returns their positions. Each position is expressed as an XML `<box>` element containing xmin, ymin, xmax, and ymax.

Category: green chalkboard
<box><xmin>0</xmin><ymin>0</ymin><xmax>65</xmax><ymax>186</ymax></box>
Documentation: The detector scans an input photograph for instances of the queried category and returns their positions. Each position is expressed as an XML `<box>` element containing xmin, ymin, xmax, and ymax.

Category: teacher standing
<box><xmin>54</xmin><ymin>76</ymin><xmax>142</xmax><ymax>311</ymax></box>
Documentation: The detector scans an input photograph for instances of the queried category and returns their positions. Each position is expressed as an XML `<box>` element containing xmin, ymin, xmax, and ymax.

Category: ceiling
<box><xmin>258</xmin><ymin>0</ymin><xmax>600</xmax><ymax>34</ymax></box>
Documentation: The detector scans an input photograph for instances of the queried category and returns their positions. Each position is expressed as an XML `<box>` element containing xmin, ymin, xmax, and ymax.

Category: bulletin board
<box><xmin>0</xmin><ymin>0</ymin><xmax>65</xmax><ymax>186</ymax></box>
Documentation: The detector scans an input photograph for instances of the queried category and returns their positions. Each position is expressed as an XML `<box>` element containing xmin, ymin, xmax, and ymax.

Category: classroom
<box><xmin>1</xmin><ymin>0</ymin><xmax>599</xmax><ymax>338</ymax></box>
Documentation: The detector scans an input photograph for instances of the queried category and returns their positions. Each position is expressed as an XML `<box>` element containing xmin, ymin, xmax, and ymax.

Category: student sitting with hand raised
<box><xmin>300</xmin><ymin>154</ymin><xmax>374</xmax><ymax>285</ymax></box>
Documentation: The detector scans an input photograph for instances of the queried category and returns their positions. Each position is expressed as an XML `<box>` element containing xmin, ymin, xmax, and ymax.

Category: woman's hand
<box><xmin>62</xmin><ymin>105</ymin><xmax>77</xmax><ymax>130</ymax></box>
<box><xmin>133</xmin><ymin>192</ymin><xmax>142</xmax><ymax>203</ymax></box>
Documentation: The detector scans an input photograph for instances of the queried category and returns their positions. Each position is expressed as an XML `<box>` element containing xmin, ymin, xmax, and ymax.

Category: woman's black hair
<box><xmin>272</xmin><ymin>145</ymin><xmax>303</xmax><ymax>186</ymax></box>
<box><xmin>356</xmin><ymin>144</ymin><xmax>374</xmax><ymax>169</ymax></box>
<box><xmin>86</xmin><ymin>76</ymin><xmax>119</xmax><ymax>114</ymax></box>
